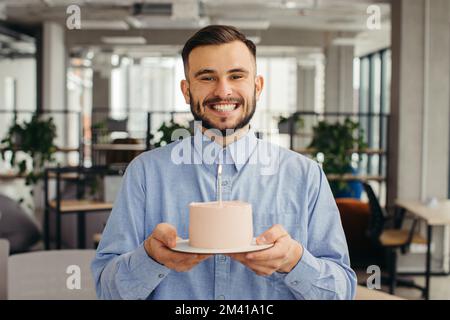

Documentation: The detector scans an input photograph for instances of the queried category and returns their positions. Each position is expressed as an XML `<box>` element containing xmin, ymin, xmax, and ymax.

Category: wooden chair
<box><xmin>363</xmin><ymin>182</ymin><xmax>427</xmax><ymax>295</ymax></box>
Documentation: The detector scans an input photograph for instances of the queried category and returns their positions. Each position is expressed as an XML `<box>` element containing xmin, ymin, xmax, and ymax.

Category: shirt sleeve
<box><xmin>282</xmin><ymin>164</ymin><xmax>357</xmax><ymax>300</ymax></box>
<box><xmin>90</xmin><ymin>156</ymin><xmax>171</xmax><ymax>300</ymax></box>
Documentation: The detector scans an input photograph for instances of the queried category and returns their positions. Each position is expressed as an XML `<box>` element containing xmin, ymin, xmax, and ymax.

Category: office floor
<box><xmin>355</xmin><ymin>268</ymin><xmax>450</xmax><ymax>300</ymax></box>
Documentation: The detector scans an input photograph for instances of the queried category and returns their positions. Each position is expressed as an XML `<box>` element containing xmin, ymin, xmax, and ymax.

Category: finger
<box><xmin>226</xmin><ymin>253</ymin><xmax>277</xmax><ymax>271</ymax></box>
<box><xmin>227</xmin><ymin>256</ymin><xmax>279</xmax><ymax>276</ymax></box>
<box><xmin>166</xmin><ymin>253</ymin><xmax>213</xmax><ymax>272</ymax></box>
<box><xmin>246</xmin><ymin>236</ymin><xmax>290</xmax><ymax>261</ymax></box>
<box><xmin>152</xmin><ymin>240</ymin><xmax>197</xmax><ymax>262</ymax></box>
<box><xmin>256</xmin><ymin>224</ymin><xmax>289</xmax><ymax>245</ymax></box>
<box><xmin>152</xmin><ymin>223</ymin><xmax>178</xmax><ymax>248</ymax></box>
<box><xmin>169</xmin><ymin>251</ymin><xmax>213</xmax><ymax>264</ymax></box>
<box><xmin>190</xmin><ymin>254</ymin><xmax>213</xmax><ymax>264</ymax></box>
<box><xmin>197</xmin><ymin>254</ymin><xmax>214</xmax><ymax>260</ymax></box>
<box><xmin>225</xmin><ymin>253</ymin><xmax>247</xmax><ymax>263</ymax></box>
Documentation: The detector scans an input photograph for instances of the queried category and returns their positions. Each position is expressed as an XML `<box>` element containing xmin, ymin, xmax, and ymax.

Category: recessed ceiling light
<box><xmin>285</xmin><ymin>1</ymin><xmax>297</xmax><ymax>9</ymax></box>
<box><xmin>216</xmin><ymin>19</ymin><xmax>270</xmax><ymax>30</ymax></box>
<box><xmin>81</xmin><ymin>20</ymin><xmax>129</xmax><ymax>30</ymax></box>
<box><xmin>101</xmin><ymin>36</ymin><xmax>147</xmax><ymax>45</ymax></box>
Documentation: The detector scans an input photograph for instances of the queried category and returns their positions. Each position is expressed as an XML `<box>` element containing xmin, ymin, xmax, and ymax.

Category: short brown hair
<box><xmin>181</xmin><ymin>25</ymin><xmax>256</xmax><ymax>75</ymax></box>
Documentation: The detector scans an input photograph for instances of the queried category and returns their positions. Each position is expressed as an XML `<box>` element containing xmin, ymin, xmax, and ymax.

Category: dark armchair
<box><xmin>363</xmin><ymin>182</ymin><xmax>427</xmax><ymax>295</ymax></box>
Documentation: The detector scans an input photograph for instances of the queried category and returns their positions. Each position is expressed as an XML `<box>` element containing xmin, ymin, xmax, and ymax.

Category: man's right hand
<box><xmin>144</xmin><ymin>223</ymin><xmax>212</xmax><ymax>272</ymax></box>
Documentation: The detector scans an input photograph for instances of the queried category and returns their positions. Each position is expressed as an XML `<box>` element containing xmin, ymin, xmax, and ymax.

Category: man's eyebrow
<box><xmin>193</xmin><ymin>68</ymin><xmax>250</xmax><ymax>78</ymax></box>
<box><xmin>228</xmin><ymin>68</ymin><xmax>249</xmax><ymax>74</ymax></box>
<box><xmin>194</xmin><ymin>69</ymin><xmax>216</xmax><ymax>78</ymax></box>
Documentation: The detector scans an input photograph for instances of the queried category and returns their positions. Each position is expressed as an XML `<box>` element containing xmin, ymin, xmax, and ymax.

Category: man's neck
<box><xmin>201</xmin><ymin>124</ymin><xmax>250</xmax><ymax>147</ymax></box>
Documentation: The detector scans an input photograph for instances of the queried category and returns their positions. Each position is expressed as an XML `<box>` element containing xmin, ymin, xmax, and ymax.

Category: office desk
<box><xmin>395</xmin><ymin>199</ymin><xmax>450</xmax><ymax>299</ymax></box>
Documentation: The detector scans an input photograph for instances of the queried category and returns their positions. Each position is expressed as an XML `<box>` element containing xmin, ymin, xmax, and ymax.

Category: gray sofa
<box><xmin>0</xmin><ymin>194</ymin><xmax>41</xmax><ymax>254</ymax></box>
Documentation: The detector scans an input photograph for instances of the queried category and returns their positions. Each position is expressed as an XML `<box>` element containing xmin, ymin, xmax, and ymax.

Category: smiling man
<box><xmin>181</xmin><ymin>34</ymin><xmax>262</xmax><ymax>136</ymax></box>
<box><xmin>91</xmin><ymin>25</ymin><xmax>357</xmax><ymax>300</ymax></box>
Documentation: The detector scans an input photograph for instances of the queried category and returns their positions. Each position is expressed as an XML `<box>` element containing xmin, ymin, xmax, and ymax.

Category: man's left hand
<box><xmin>226</xmin><ymin>224</ymin><xmax>303</xmax><ymax>276</ymax></box>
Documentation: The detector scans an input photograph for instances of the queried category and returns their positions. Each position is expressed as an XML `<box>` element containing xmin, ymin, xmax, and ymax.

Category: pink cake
<box><xmin>189</xmin><ymin>201</ymin><xmax>253</xmax><ymax>249</ymax></box>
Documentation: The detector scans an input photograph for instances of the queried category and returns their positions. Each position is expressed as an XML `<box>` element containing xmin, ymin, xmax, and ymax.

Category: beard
<box><xmin>189</xmin><ymin>89</ymin><xmax>257</xmax><ymax>136</ymax></box>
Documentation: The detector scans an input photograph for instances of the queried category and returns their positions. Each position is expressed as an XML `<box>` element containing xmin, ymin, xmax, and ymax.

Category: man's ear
<box><xmin>180</xmin><ymin>79</ymin><xmax>190</xmax><ymax>104</ymax></box>
<box><xmin>255</xmin><ymin>75</ymin><xmax>264</xmax><ymax>101</ymax></box>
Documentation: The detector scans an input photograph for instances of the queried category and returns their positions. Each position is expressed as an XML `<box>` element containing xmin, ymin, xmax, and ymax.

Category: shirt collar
<box><xmin>193</xmin><ymin>126</ymin><xmax>258</xmax><ymax>172</ymax></box>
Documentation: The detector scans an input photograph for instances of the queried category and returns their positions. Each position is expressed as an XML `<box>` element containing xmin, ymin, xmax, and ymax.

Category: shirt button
<box><xmin>222</xmin><ymin>181</ymin><xmax>229</xmax><ymax>186</ymax></box>
<box><xmin>158</xmin><ymin>274</ymin><xmax>165</xmax><ymax>279</ymax></box>
<box><xmin>218</xmin><ymin>255</ymin><xmax>226</xmax><ymax>262</ymax></box>
<box><xmin>217</xmin><ymin>295</ymin><xmax>225</xmax><ymax>300</ymax></box>
<box><xmin>291</xmin><ymin>280</ymin><xmax>299</xmax><ymax>286</ymax></box>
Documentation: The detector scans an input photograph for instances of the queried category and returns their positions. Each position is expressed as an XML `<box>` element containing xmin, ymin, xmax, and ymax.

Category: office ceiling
<box><xmin>0</xmin><ymin>0</ymin><xmax>391</xmax><ymax>60</ymax></box>
<box><xmin>0</xmin><ymin>0</ymin><xmax>390</xmax><ymax>32</ymax></box>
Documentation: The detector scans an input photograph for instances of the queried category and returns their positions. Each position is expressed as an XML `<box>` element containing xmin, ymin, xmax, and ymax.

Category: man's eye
<box><xmin>231</xmin><ymin>75</ymin><xmax>243</xmax><ymax>80</ymax></box>
<box><xmin>201</xmin><ymin>77</ymin><xmax>214</xmax><ymax>81</ymax></box>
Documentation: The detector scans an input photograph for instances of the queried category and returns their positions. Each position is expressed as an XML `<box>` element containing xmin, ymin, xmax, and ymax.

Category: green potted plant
<box><xmin>308</xmin><ymin>118</ymin><xmax>367</xmax><ymax>198</ymax></box>
<box><xmin>149</xmin><ymin>119</ymin><xmax>192</xmax><ymax>148</ymax></box>
<box><xmin>277</xmin><ymin>113</ymin><xmax>304</xmax><ymax>134</ymax></box>
<box><xmin>92</xmin><ymin>120</ymin><xmax>109</xmax><ymax>144</ymax></box>
<box><xmin>1</xmin><ymin>114</ymin><xmax>58</xmax><ymax>205</ymax></box>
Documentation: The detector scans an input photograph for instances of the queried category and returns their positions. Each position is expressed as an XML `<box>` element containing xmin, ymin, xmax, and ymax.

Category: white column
<box><xmin>42</xmin><ymin>22</ymin><xmax>67</xmax><ymax>152</ymax></box>
<box><xmin>324</xmin><ymin>45</ymin><xmax>354</xmax><ymax>114</ymax></box>
<box><xmin>296</xmin><ymin>62</ymin><xmax>316</xmax><ymax>150</ymax></box>
<box><xmin>297</xmin><ymin>63</ymin><xmax>315</xmax><ymax>111</ymax></box>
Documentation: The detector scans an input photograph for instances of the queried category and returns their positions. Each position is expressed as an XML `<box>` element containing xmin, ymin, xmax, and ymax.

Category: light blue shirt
<box><xmin>91</xmin><ymin>127</ymin><xmax>357</xmax><ymax>300</ymax></box>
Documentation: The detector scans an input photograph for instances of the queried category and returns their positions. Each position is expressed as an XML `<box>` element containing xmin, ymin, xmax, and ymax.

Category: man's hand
<box><xmin>226</xmin><ymin>224</ymin><xmax>303</xmax><ymax>276</ymax></box>
<box><xmin>144</xmin><ymin>223</ymin><xmax>212</xmax><ymax>272</ymax></box>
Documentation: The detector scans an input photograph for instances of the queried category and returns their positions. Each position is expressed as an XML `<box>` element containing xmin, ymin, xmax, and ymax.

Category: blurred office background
<box><xmin>0</xmin><ymin>0</ymin><xmax>449</xmax><ymax>299</ymax></box>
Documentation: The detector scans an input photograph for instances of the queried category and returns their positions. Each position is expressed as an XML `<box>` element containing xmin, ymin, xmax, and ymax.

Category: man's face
<box><xmin>181</xmin><ymin>41</ymin><xmax>264</xmax><ymax>135</ymax></box>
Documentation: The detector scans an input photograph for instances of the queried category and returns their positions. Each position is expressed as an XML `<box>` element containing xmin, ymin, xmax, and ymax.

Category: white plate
<box><xmin>171</xmin><ymin>238</ymin><xmax>274</xmax><ymax>254</ymax></box>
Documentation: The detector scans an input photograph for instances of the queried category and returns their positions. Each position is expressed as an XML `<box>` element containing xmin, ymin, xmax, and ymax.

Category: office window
<box><xmin>0</xmin><ymin>58</ymin><xmax>36</xmax><ymax>140</ymax></box>
<box><xmin>357</xmin><ymin>49</ymin><xmax>391</xmax><ymax>204</ymax></box>
<box><xmin>110</xmin><ymin>57</ymin><xmax>188</xmax><ymax>140</ymax></box>
<box><xmin>67</xmin><ymin>62</ymin><xmax>92</xmax><ymax>165</ymax></box>
<box><xmin>254</xmin><ymin>57</ymin><xmax>297</xmax><ymax>134</ymax></box>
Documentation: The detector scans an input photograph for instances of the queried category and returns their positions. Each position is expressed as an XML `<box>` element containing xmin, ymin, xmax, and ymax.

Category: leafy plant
<box><xmin>308</xmin><ymin>118</ymin><xmax>367</xmax><ymax>196</ymax></box>
<box><xmin>277</xmin><ymin>114</ymin><xmax>304</xmax><ymax>133</ymax></box>
<box><xmin>149</xmin><ymin>119</ymin><xmax>192</xmax><ymax>148</ymax></box>
<box><xmin>1</xmin><ymin>114</ymin><xmax>58</xmax><ymax>201</ymax></box>
<box><xmin>92</xmin><ymin>120</ymin><xmax>109</xmax><ymax>143</ymax></box>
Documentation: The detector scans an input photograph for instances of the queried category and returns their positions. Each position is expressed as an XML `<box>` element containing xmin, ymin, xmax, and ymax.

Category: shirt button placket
<box><xmin>214</xmin><ymin>254</ymin><xmax>229</xmax><ymax>299</ymax></box>
<box><xmin>214</xmin><ymin>163</ymin><xmax>232</xmax><ymax>300</ymax></box>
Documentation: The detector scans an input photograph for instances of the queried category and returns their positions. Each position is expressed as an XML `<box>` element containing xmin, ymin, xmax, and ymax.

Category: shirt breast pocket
<box><xmin>253</xmin><ymin>212</ymin><xmax>301</xmax><ymax>241</ymax></box>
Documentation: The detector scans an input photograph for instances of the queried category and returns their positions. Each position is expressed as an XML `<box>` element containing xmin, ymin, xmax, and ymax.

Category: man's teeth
<box><xmin>210</xmin><ymin>104</ymin><xmax>237</xmax><ymax>112</ymax></box>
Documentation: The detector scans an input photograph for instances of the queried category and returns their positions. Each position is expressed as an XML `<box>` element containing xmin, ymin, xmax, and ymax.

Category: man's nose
<box><xmin>213</xmin><ymin>79</ymin><xmax>233</xmax><ymax>99</ymax></box>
